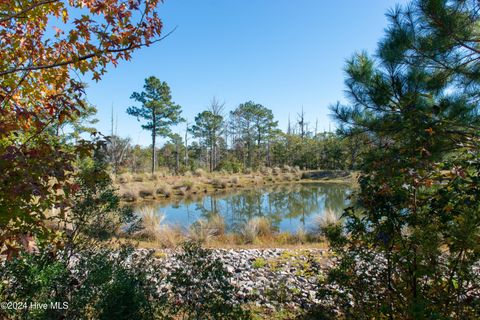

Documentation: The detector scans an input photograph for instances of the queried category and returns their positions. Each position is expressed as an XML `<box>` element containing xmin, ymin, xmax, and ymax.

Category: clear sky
<box><xmin>83</xmin><ymin>0</ymin><xmax>408</xmax><ymax>146</ymax></box>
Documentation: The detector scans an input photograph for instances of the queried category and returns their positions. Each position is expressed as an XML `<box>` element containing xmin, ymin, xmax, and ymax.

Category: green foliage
<box><xmin>230</xmin><ymin>101</ymin><xmax>278</xmax><ymax>168</ymax></box>
<box><xmin>322</xmin><ymin>0</ymin><xmax>480</xmax><ymax>319</ymax></box>
<box><xmin>64</xmin><ymin>152</ymin><xmax>139</xmax><ymax>251</ymax></box>
<box><xmin>190</xmin><ymin>109</ymin><xmax>224</xmax><ymax>171</ymax></box>
<box><xmin>0</xmin><ymin>246</ymin><xmax>167</xmax><ymax>320</ymax></box>
<box><xmin>127</xmin><ymin>76</ymin><xmax>184</xmax><ymax>174</ymax></box>
<box><xmin>252</xmin><ymin>257</ymin><xmax>267</xmax><ymax>269</ymax></box>
<box><xmin>218</xmin><ymin>155</ymin><xmax>244</xmax><ymax>173</ymax></box>
<box><xmin>167</xmin><ymin>241</ymin><xmax>251</xmax><ymax>320</ymax></box>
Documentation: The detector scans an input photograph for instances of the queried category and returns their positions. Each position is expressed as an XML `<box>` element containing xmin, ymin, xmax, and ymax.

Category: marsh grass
<box><xmin>207</xmin><ymin>214</ymin><xmax>226</xmax><ymax>236</ymax></box>
<box><xmin>239</xmin><ymin>217</ymin><xmax>273</xmax><ymax>244</ymax></box>
<box><xmin>188</xmin><ymin>219</ymin><xmax>216</xmax><ymax>244</ymax></box>
<box><xmin>136</xmin><ymin>207</ymin><xmax>164</xmax><ymax>240</ymax></box>
<box><xmin>311</xmin><ymin>208</ymin><xmax>340</xmax><ymax>236</ymax></box>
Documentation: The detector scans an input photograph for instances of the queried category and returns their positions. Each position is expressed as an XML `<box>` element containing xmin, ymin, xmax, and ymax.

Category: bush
<box><xmin>167</xmin><ymin>242</ymin><xmax>251</xmax><ymax>320</ymax></box>
<box><xmin>0</xmin><ymin>246</ymin><xmax>167</xmax><ymax>320</ymax></box>
<box><xmin>217</xmin><ymin>158</ymin><xmax>243</xmax><ymax>173</ymax></box>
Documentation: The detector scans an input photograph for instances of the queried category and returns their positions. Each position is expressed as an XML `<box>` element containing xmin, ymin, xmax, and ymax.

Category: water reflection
<box><xmin>136</xmin><ymin>183</ymin><xmax>352</xmax><ymax>233</ymax></box>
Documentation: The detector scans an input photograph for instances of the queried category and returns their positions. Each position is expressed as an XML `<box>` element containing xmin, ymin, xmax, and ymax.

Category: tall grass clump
<box><xmin>188</xmin><ymin>219</ymin><xmax>216</xmax><ymax>244</ymax></box>
<box><xmin>207</xmin><ymin>214</ymin><xmax>226</xmax><ymax>236</ymax></box>
<box><xmin>155</xmin><ymin>225</ymin><xmax>183</xmax><ymax>248</ymax></box>
<box><xmin>193</xmin><ymin>168</ymin><xmax>206</xmax><ymax>177</ymax></box>
<box><xmin>311</xmin><ymin>208</ymin><xmax>340</xmax><ymax>236</ymax></box>
<box><xmin>136</xmin><ymin>207</ymin><xmax>164</xmax><ymax>240</ymax></box>
<box><xmin>239</xmin><ymin>217</ymin><xmax>272</xmax><ymax>243</ymax></box>
<box><xmin>156</xmin><ymin>183</ymin><xmax>172</xmax><ymax>197</ymax></box>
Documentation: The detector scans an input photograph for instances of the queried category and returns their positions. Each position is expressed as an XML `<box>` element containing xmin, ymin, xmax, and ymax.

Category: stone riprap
<box><xmin>153</xmin><ymin>248</ymin><xmax>331</xmax><ymax>309</ymax></box>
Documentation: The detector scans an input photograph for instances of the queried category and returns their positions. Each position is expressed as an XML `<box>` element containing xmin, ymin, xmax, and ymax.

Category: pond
<box><xmin>135</xmin><ymin>183</ymin><xmax>353</xmax><ymax>234</ymax></box>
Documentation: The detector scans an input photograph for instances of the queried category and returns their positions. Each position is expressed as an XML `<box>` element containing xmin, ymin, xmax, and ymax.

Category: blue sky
<box><xmin>83</xmin><ymin>0</ymin><xmax>407</xmax><ymax>146</ymax></box>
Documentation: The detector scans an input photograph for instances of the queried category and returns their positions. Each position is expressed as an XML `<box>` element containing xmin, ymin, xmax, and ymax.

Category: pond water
<box><xmin>136</xmin><ymin>183</ymin><xmax>353</xmax><ymax>234</ymax></box>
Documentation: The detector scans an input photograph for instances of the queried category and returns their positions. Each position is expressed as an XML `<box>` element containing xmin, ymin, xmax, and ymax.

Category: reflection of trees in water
<box><xmin>191</xmin><ymin>183</ymin><xmax>351</xmax><ymax>231</ymax></box>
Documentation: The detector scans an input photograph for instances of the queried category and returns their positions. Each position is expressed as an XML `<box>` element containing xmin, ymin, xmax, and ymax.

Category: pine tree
<box><xmin>190</xmin><ymin>110</ymin><xmax>224</xmax><ymax>172</ymax></box>
<box><xmin>323</xmin><ymin>0</ymin><xmax>480</xmax><ymax>318</ymax></box>
<box><xmin>127</xmin><ymin>76</ymin><xmax>184</xmax><ymax>174</ymax></box>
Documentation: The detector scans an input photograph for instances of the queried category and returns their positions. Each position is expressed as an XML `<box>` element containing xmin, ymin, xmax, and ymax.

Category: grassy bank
<box><xmin>115</xmin><ymin>166</ymin><xmax>357</xmax><ymax>203</ymax></box>
<box><xmin>124</xmin><ymin>206</ymin><xmax>341</xmax><ymax>250</ymax></box>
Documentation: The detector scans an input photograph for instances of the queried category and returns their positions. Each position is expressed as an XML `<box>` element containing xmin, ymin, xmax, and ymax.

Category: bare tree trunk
<box><xmin>185</xmin><ymin>120</ymin><xmax>189</xmax><ymax>167</ymax></box>
<box><xmin>151</xmin><ymin>112</ymin><xmax>156</xmax><ymax>175</ymax></box>
<box><xmin>175</xmin><ymin>141</ymin><xmax>180</xmax><ymax>174</ymax></box>
<box><xmin>151</xmin><ymin>132</ymin><xmax>156</xmax><ymax>174</ymax></box>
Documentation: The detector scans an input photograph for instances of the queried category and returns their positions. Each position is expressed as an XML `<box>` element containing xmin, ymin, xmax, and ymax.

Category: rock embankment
<box><xmin>154</xmin><ymin>248</ymin><xmax>331</xmax><ymax>309</ymax></box>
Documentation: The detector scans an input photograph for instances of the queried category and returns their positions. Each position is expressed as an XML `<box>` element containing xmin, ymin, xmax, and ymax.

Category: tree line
<box><xmin>105</xmin><ymin>77</ymin><xmax>369</xmax><ymax>175</ymax></box>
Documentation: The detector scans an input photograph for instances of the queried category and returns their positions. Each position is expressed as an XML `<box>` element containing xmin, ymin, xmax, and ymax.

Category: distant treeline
<box><xmin>103</xmin><ymin>91</ymin><xmax>370</xmax><ymax>175</ymax></box>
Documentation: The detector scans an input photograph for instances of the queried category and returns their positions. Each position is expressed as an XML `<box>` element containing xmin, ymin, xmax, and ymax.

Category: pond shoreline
<box><xmin>116</xmin><ymin>169</ymin><xmax>357</xmax><ymax>204</ymax></box>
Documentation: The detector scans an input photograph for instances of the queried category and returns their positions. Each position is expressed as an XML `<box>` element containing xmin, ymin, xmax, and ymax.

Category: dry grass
<box><xmin>134</xmin><ymin>207</ymin><xmax>184</xmax><ymax>247</ymax></box>
<box><xmin>115</xmin><ymin>168</ymin><xmax>353</xmax><ymax>204</ymax></box>
<box><xmin>260</xmin><ymin>166</ymin><xmax>273</xmax><ymax>175</ymax></box>
<box><xmin>155</xmin><ymin>225</ymin><xmax>183</xmax><ymax>248</ymax></box>
<box><xmin>293</xmin><ymin>227</ymin><xmax>308</xmax><ymax>243</ymax></box>
<box><xmin>207</xmin><ymin>214</ymin><xmax>226</xmax><ymax>236</ymax></box>
<box><xmin>188</xmin><ymin>219</ymin><xmax>216</xmax><ymax>244</ymax></box>
<box><xmin>211</xmin><ymin>178</ymin><xmax>227</xmax><ymax>189</ymax></box>
<box><xmin>135</xmin><ymin>207</ymin><xmax>164</xmax><ymax>240</ymax></box>
<box><xmin>239</xmin><ymin>217</ymin><xmax>273</xmax><ymax>244</ymax></box>
<box><xmin>273</xmin><ymin>167</ymin><xmax>282</xmax><ymax>175</ymax></box>
<box><xmin>138</xmin><ymin>186</ymin><xmax>155</xmax><ymax>199</ymax></box>
<box><xmin>117</xmin><ymin>172</ymin><xmax>133</xmax><ymax>183</ymax></box>
<box><xmin>194</xmin><ymin>168</ymin><xmax>206</xmax><ymax>177</ymax></box>
<box><xmin>128</xmin><ymin>211</ymin><xmax>331</xmax><ymax>249</ymax></box>
<box><xmin>156</xmin><ymin>183</ymin><xmax>172</xmax><ymax>197</ymax></box>
<box><xmin>230</xmin><ymin>176</ymin><xmax>240</xmax><ymax>185</ymax></box>
<box><xmin>311</xmin><ymin>208</ymin><xmax>340</xmax><ymax>235</ymax></box>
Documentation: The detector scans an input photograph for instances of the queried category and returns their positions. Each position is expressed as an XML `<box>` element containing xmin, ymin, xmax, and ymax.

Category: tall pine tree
<box><xmin>127</xmin><ymin>76</ymin><xmax>184</xmax><ymax>174</ymax></box>
<box><xmin>322</xmin><ymin>0</ymin><xmax>480</xmax><ymax>318</ymax></box>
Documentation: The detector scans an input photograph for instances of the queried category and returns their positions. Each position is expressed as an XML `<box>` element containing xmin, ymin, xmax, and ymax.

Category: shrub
<box><xmin>0</xmin><ymin>247</ymin><xmax>167</xmax><ymax>320</ymax></box>
<box><xmin>252</xmin><ymin>257</ymin><xmax>267</xmax><ymax>269</ymax></box>
<box><xmin>218</xmin><ymin>158</ymin><xmax>243</xmax><ymax>173</ymax></box>
<box><xmin>67</xmin><ymin>159</ymin><xmax>139</xmax><ymax>248</ymax></box>
<box><xmin>167</xmin><ymin>242</ymin><xmax>251</xmax><ymax>320</ymax></box>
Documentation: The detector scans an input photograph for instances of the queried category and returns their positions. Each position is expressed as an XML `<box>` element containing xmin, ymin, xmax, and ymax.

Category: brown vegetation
<box><xmin>115</xmin><ymin>168</ymin><xmax>354</xmax><ymax>203</ymax></box>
